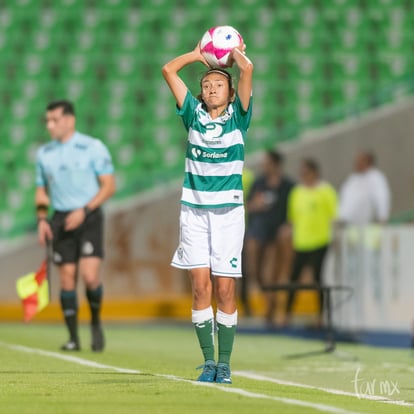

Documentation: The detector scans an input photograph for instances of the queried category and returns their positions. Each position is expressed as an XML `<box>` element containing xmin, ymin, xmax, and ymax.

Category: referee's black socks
<box><xmin>60</xmin><ymin>290</ymin><xmax>79</xmax><ymax>342</ymax></box>
<box><xmin>86</xmin><ymin>284</ymin><xmax>103</xmax><ymax>326</ymax></box>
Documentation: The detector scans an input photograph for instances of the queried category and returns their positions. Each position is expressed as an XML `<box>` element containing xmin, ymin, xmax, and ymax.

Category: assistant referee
<box><xmin>35</xmin><ymin>100</ymin><xmax>116</xmax><ymax>352</ymax></box>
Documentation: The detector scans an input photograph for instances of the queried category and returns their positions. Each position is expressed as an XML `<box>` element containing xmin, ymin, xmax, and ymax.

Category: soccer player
<box><xmin>35</xmin><ymin>100</ymin><xmax>116</xmax><ymax>352</ymax></box>
<box><xmin>162</xmin><ymin>42</ymin><xmax>253</xmax><ymax>384</ymax></box>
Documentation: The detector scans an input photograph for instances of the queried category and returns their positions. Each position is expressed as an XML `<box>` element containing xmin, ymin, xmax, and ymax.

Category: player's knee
<box><xmin>61</xmin><ymin>279</ymin><xmax>76</xmax><ymax>290</ymax></box>
<box><xmin>192</xmin><ymin>283</ymin><xmax>211</xmax><ymax>302</ymax></box>
<box><xmin>193</xmin><ymin>285</ymin><xmax>211</xmax><ymax>300</ymax></box>
<box><xmin>59</xmin><ymin>266</ymin><xmax>77</xmax><ymax>290</ymax></box>
<box><xmin>215</xmin><ymin>283</ymin><xmax>235</xmax><ymax>304</ymax></box>
<box><xmin>82</xmin><ymin>273</ymin><xmax>100</xmax><ymax>290</ymax></box>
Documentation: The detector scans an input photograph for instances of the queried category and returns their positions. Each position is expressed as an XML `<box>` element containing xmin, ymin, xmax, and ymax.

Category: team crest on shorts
<box><xmin>82</xmin><ymin>241</ymin><xmax>94</xmax><ymax>255</ymax></box>
<box><xmin>177</xmin><ymin>246</ymin><xmax>184</xmax><ymax>260</ymax></box>
<box><xmin>53</xmin><ymin>252</ymin><xmax>62</xmax><ymax>263</ymax></box>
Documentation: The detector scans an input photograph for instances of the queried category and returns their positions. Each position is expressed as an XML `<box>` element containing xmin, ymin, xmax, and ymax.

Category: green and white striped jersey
<box><xmin>177</xmin><ymin>91</ymin><xmax>253</xmax><ymax>209</ymax></box>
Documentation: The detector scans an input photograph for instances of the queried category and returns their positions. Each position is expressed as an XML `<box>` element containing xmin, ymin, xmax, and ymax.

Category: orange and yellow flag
<box><xmin>16</xmin><ymin>260</ymin><xmax>49</xmax><ymax>322</ymax></box>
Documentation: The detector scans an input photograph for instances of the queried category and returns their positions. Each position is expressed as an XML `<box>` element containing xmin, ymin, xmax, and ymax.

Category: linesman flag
<box><xmin>16</xmin><ymin>260</ymin><xmax>49</xmax><ymax>322</ymax></box>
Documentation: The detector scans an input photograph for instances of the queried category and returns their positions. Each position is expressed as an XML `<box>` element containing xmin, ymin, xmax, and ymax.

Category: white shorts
<box><xmin>171</xmin><ymin>204</ymin><xmax>245</xmax><ymax>277</ymax></box>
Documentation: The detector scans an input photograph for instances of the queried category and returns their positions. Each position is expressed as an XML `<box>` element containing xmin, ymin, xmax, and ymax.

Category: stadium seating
<box><xmin>1</xmin><ymin>0</ymin><xmax>414</xmax><ymax>238</ymax></box>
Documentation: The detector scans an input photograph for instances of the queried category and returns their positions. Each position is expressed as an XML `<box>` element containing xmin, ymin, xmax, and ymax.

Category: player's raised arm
<box><xmin>162</xmin><ymin>44</ymin><xmax>209</xmax><ymax>108</ymax></box>
<box><xmin>230</xmin><ymin>46</ymin><xmax>253</xmax><ymax>112</ymax></box>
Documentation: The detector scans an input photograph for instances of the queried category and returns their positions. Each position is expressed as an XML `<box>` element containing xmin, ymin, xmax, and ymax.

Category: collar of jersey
<box><xmin>55</xmin><ymin>131</ymin><xmax>79</xmax><ymax>145</ymax></box>
<box><xmin>201</xmin><ymin>103</ymin><xmax>233</xmax><ymax>122</ymax></box>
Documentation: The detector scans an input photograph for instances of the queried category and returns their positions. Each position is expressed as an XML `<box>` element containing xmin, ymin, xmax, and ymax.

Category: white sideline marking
<box><xmin>5</xmin><ymin>343</ymin><xmax>141</xmax><ymax>374</ymax></box>
<box><xmin>0</xmin><ymin>341</ymin><xmax>361</xmax><ymax>414</ymax></box>
<box><xmin>234</xmin><ymin>371</ymin><xmax>413</xmax><ymax>407</ymax></box>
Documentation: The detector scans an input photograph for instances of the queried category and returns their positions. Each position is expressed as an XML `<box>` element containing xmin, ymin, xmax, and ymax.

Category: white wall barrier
<box><xmin>325</xmin><ymin>225</ymin><xmax>414</xmax><ymax>333</ymax></box>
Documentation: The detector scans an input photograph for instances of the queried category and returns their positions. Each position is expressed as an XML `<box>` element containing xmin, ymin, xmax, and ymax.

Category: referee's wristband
<box><xmin>36</xmin><ymin>204</ymin><xmax>49</xmax><ymax>214</ymax></box>
<box><xmin>83</xmin><ymin>206</ymin><xmax>93</xmax><ymax>216</ymax></box>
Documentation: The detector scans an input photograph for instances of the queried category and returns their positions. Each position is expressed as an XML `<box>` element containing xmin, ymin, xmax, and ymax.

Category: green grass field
<box><xmin>0</xmin><ymin>322</ymin><xmax>413</xmax><ymax>414</ymax></box>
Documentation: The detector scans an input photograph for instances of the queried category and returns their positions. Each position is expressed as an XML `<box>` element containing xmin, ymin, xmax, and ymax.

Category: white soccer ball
<box><xmin>200</xmin><ymin>26</ymin><xmax>243</xmax><ymax>69</ymax></box>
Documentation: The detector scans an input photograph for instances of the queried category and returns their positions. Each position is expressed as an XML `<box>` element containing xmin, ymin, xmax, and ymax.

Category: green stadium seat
<box><xmin>2</xmin><ymin>1</ymin><xmax>414</xmax><ymax>238</ymax></box>
<box><xmin>53</xmin><ymin>0</ymin><xmax>85</xmax><ymax>13</ymax></box>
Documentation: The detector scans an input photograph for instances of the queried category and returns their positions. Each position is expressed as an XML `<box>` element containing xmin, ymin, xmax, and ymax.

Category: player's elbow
<box><xmin>161</xmin><ymin>63</ymin><xmax>172</xmax><ymax>79</ymax></box>
<box><xmin>243</xmin><ymin>60</ymin><xmax>254</xmax><ymax>75</ymax></box>
<box><xmin>103</xmin><ymin>176</ymin><xmax>116</xmax><ymax>199</ymax></box>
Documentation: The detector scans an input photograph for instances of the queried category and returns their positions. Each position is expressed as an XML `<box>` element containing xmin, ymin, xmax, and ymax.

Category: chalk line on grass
<box><xmin>0</xmin><ymin>341</ymin><xmax>361</xmax><ymax>414</ymax></box>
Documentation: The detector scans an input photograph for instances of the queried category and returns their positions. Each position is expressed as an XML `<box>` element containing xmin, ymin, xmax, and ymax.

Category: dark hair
<box><xmin>266</xmin><ymin>150</ymin><xmax>284</xmax><ymax>165</ymax></box>
<box><xmin>197</xmin><ymin>68</ymin><xmax>235</xmax><ymax>104</ymax></box>
<box><xmin>363</xmin><ymin>150</ymin><xmax>376</xmax><ymax>166</ymax></box>
<box><xmin>46</xmin><ymin>100</ymin><xmax>75</xmax><ymax>116</ymax></box>
<box><xmin>302</xmin><ymin>158</ymin><xmax>320</xmax><ymax>176</ymax></box>
<box><xmin>200</xmin><ymin>68</ymin><xmax>233</xmax><ymax>89</ymax></box>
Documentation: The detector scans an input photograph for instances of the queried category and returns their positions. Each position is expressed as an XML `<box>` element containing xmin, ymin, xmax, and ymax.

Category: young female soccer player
<box><xmin>162</xmin><ymin>42</ymin><xmax>253</xmax><ymax>384</ymax></box>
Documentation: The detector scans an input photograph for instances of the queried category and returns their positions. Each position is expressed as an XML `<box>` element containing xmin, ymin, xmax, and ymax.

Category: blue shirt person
<box><xmin>35</xmin><ymin>100</ymin><xmax>116</xmax><ymax>352</ymax></box>
<box><xmin>36</xmin><ymin>131</ymin><xmax>114</xmax><ymax>212</ymax></box>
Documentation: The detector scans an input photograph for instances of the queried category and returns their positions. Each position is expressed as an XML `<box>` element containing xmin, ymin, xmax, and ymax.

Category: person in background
<box><xmin>244</xmin><ymin>150</ymin><xmax>295</xmax><ymax>326</ymax></box>
<box><xmin>284</xmin><ymin>158</ymin><xmax>337</xmax><ymax>327</ymax></box>
<box><xmin>339</xmin><ymin>151</ymin><xmax>391</xmax><ymax>225</ymax></box>
<box><xmin>36</xmin><ymin>100</ymin><xmax>116</xmax><ymax>352</ymax></box>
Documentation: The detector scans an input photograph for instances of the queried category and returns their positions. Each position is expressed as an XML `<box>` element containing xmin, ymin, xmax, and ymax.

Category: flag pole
<box><xmin>46</xmin><ymin>238</ymin><xmax>52</xmax><ymax>302</ymax></box>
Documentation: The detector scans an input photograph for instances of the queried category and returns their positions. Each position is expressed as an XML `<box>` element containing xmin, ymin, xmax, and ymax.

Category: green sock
<box><xmin>217</xmin><ymin>323</ymin><xmax>236</xmax><ymax>364</ymax></box>
<box><xmin>194</xmin><ymin>318</ymin><xmax>215</xmax><ymax>362</ymax></box>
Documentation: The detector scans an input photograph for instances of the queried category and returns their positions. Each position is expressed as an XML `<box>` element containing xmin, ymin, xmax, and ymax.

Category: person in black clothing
<box><xmin>36</xmin><ymin>100</ymin><xmax>116</xmax><ymax>351</ymax></box>
<box><xmin>243</xmin><ymin>150</ymin><xmax>295</xmax><ymax>325</ymax></box>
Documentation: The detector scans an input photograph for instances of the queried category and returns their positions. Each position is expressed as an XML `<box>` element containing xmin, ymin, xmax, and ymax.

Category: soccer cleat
<box><xmin>61</xmin><ymin>340</ymin><xmax>80</xmax><ymax>351</ymax></box>
<box><xmin>196</xmin><ymin>360</ymin><xmax>216</xmax><ymax>382</ymax></box>
<box><xmin>91</xmin><ymin>324</ymin><xmax>105</xmax><ymax>352</ymax></box>
<box><xmin>215</xmin><ymin>363</ymin><xmax>232</xmax><ymax>384</ymax></box>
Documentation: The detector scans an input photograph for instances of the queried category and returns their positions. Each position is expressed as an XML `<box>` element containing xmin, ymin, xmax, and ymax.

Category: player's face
<box><xmin>300</xmin><ymin>164</ymin><xmax>317</xmax><ymax>186</ymax></box>
<box><xmin>354</xmin><ymin>153</ymin><xmax>369</xmax><ymax>173</ymax></box>
<box><xmin>201</xmin><ymin>73</ymin><xmax>231</xmax><ymax>110</ymax></box>
<box><xmin>263</xmin><ymin>154</ymin><xmax>280</xmax><ymax>177</ymax></box>
<box><xmin>45</xmin><ymin>108</ymin><xmax>75</xmax><ymax>141</ymax></box>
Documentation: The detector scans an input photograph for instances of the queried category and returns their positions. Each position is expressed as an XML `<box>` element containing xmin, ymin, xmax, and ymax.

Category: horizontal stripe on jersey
<box><xmin>183</xmin><ymin>173</ymin><xmax>242</xmax><ymax>193</ymax></box>
<box><xmin>181</xmin><ymin>187</ymin><xmax>243</xmax><ymax>208</ymax></box>
<box><xmin>188</xmin><ymin>127</ymin><xmax>244</xmax><ymax>148</ymax></box>
<box><xmin>185</xmin><ymin>159</ymin><xmax>244</xmax><ymax>177</ymax></box>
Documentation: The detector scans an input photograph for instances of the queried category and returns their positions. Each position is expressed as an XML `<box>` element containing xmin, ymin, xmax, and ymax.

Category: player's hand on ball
<box><xmin>194</xmin><ymin>42</ymin><xmax>211</xmax><ymax>68</ymax></box>
<box><xmin>236</xmin><ymin>42</ymin><xmax>246</xmax><ymax>53</ymax></box>
<box><xmin>228</xmin><ymin>42</ymin><xmax>246</xmax><ymax>67</ymax></box>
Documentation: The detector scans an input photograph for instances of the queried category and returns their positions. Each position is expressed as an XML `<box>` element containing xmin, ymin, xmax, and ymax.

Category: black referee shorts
<box><xmin>50</xmin><ymin>208</ymin><xmax>104</xmax><ymax>265</ymax></box>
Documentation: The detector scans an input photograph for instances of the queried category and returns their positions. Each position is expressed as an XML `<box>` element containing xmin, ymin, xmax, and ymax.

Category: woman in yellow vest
<box><xmin>285</xmin><ymin>158</ymin><xmax>338</xmax><ymax>326</ymax></box>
